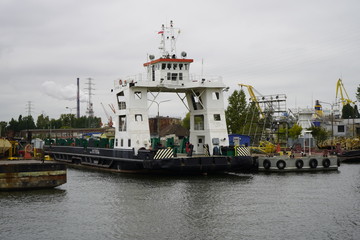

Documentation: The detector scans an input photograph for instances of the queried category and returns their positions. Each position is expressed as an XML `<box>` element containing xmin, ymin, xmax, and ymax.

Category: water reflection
<box><xmin>1</xmin><ymin>165</ymin><xmax>359</xmax><ymax>240</ymax></box>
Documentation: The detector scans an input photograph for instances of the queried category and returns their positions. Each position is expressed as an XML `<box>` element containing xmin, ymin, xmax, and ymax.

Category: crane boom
<box><xmin>336</xmin><ymin>78</ymin><xmax>354</xmax><ymax>106</ymax></box>
<box><xmin>239</xmin><ymin>83</ymin><xmax>265</xmax><ymax>118</ymax></box>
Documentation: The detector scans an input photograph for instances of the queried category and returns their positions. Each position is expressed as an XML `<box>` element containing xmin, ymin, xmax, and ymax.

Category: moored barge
<box><xmin>0</xmin><ymin>159</ymin><xmax>66</xmax><ymax>190</ymax></box>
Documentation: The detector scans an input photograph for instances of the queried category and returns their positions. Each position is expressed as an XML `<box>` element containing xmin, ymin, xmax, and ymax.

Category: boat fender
<box><xmin>322</xmin><ymin>158</ymin><xmax>331</xmax><ymax>168</ymax></box>
<box><xmin>263</xmin><ymin>159</ymin><xmax>271</xmax><ymax>169</ymax></box>
<box><xmin>276</xmin><ymin>160</ymin><xmax>286</xmax><ymax>170</ymax></box>
<box><xmin>337</xmin><ymin>159</ymin><xmax>341</xmax><ymax>167</ymax></box>
<box><xmin>295</xmin><ymin>159</ymin><xmax>304</xmax><ymax>169</ymax></box>
<box><xmin>309</xmin><ymin>158</ymin><xmax>318</xmax><ymax>168</ymax></box>
<box><xmin>119</xmin><ymin>79</ymin><xmax>122</xmax><ymax>85</ymax></box>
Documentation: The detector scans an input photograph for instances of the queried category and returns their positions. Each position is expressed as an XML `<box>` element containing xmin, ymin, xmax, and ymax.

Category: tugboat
<box><xmin>44</xmin><ymin>21</ymin><xmax>254</xmax><ymax>174</ymax></box>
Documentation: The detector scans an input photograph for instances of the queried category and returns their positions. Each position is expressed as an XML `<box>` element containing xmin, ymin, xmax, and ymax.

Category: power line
<box><xmin>25</xmin><ymin>101</ymin><xmax>33</xmax><ymax>116</ymax></box>
<box><xmin>85</xmin><ymin>77</ymin><xmax>95</xmax><ymax>117</ymax></box>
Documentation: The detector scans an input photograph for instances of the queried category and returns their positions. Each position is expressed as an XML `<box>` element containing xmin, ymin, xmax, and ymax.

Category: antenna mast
<box><xmin>158</xmin><ymin>20</ymin><xmax>180</xmax><ymax>57</ymax></box>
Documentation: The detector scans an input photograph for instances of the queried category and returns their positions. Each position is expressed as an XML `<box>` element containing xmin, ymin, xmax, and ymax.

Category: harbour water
<box><xmin>1</xmin><ymin>164</ymin><xmax>359</xmax><ymax>240</ymax></box>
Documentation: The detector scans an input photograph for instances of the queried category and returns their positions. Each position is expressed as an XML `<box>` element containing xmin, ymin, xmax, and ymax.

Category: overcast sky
<box><xmin>1</xmin><ymin>0</ymin><xmax>359</xmax><ymax>124</ymax></box>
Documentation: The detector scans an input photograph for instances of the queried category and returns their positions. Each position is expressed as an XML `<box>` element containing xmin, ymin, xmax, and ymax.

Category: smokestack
<box><xmin>77</xmin><ymin>78</ymin><xmax>80</xmax><ymax>118</ymax></box>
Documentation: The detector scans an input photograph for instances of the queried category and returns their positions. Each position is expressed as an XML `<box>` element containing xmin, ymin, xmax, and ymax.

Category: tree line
<box><xmin>0</xmin><ymin>114</ymin><xmax>102</xmax><ymax>137</ymax></box>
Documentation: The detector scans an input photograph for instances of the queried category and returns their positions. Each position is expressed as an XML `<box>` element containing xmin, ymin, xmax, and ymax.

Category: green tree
<box><xmin>288</xmin><ymin>124</ymin><xmax>303</xmax><ymax>139</ymax></box>
<box><xmin>182</xmin><ymin>112</ymin><xmax>190</xmax><ymax>130</ymax></box>
<box><xmin>36</xmin><ymin>114</ymin><xmax>50</xmax><ymax>129</ymax></box>
<box><xmin>0</xmin><ymin>121</ymin><xmax>7</xmax><ymax>137</ymax></box>
<box><xmin>354</xmin><ymin>105</ymin><xmax>360</xmax><ymax>118</ymax></box>
<box><xmin>22</xmin><ymin>115</ymin><xmax>36</xmax><ymax>130</ymax></box>
<box><xmin>308</xmin><ymin>126</ymin><xmax>329</xmax><ymax>147</ymax></box>
<box><xmin>342</xmin><ymin>104</ymin><xmax>355</xmax><ymax>119</ymax></box>
<box><xmin>225</xmin><ymin>89</ymin><xmax>248</xmax><ymax>134</ymax></box>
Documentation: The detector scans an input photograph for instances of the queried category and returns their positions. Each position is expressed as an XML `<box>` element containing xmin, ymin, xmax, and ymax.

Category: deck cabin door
<box><xmin>196</xmin><ymin>136</ymin><xmax>205</xmax><ymax>154</ymax></box>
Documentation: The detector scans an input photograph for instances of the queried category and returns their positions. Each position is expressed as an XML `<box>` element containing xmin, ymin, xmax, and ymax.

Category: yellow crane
<box><xmin>336</xmin><ymin>78</ymin><xmax>354</xmax><ymax>106</ymax></box>
<box><xmin>238</xmin><ymin>83</ymin><xmax>265</xmax><ymax>118</ymax></box>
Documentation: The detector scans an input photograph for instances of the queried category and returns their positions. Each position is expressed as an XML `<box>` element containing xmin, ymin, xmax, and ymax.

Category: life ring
<box><xmin>322</xmin><ymin>158</ymin><xmax>331</xmax><ymax>168</ymax></box>
<box><xmin>276</xmin><ymin>160</ymin><xmax>286</xmax><ymax>170</ymax></box>
<box><xmin>25</xmin><ymin>144</ymin><xmax>33</xmax><ymax>153</ymax></box>
<box><xmin>263</xmin><ymin>159</ymin><xmax>271</xmax><ymax>169</ymax></box>
<box><xmin>295</xmin><ymin>159</ymin><xmax>304</xmax><ymax>169</ymax></box>
<box><xmin>309</xmin><ymin>158</ymin><xmax>318</xmax><ymax>169</ymax></box>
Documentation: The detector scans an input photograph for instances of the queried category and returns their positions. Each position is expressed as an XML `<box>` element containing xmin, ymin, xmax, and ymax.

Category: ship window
<box><xmin>167</xmin><ymin>72</ymin><xmax>171</xmax><ymax>80</ymax></box>
<box><xmin>214</xmin><ymin>114</ymin><xmax>221</xmax><ymax>121</ymax></box>
<box><xmin>162</xmin><ymin>63</ymin><xmax>166</xmax><ymax>70</ymax></box>
<box><xmin>119</xmin><ymin>115</ymin><xmax>126</xmax><ymax>131</ymax></box>
<box><xmin>167</xmin><ymin>63</ymin><xmax>171</xmax><ymax>69</ymax></box>
<box><xmin>117</xmin><ymin>91</ymin><xmax>126</xmax><ymax>110</ymax></box>
<box><xmin>135</xmin><ymin>114</ymin><xmax>143</xmax><ymax>121</ymax></box>
<box><xmin>184</xmin><ymin>64</ymin><xmax>188</xmax><ymax>70</ymax></box>
<box><xmin>115</xmin><ymin>139</ymin><xmax>118</xmax><ymax>147</ymax></box>
<box><xmin>212</xmin><ymin>92</ymin><xmax>220</xmax><ymax>100</ymax></box>
<box><xmin>118</xmin><ymin>102</ymin><xmax>126</xmax><ymax>110</ymax></box>
<box><xmin>338</xmin><ymin>125</ymin><xmax>345</xmax><ymax>133</ymax></box>
<box><xmin>173</xmin><ymin>64</ymin><xmax>177</xmax><ymax>70</ymax></box>
<box><xmin>128</xmin><ymin>139</ymin><xmax>131</xmax><ymax>147</ymax></box>
<box><xmin>121</xmin><ymin>139</ymin><xmax>123</xmax><ymax>147</ymax></box>
<box><xmin>179</xmin><ymin>64</ymin><xmax>183</xmax><ymax>70</ymax></box>
<box><xmin>179</xmin><ymin>73</ymin><xmax>183</xmax><ymax>80</ymax></box>
<box><xmin>135</xmin><ymin>91</ymin><xmax>142</xmax><ymax>100</ymax></box>
<box><xmin>194</xmin><ymin>115</ymin><xmax>204</xmax><ymax>130</ymax></box>
<box><xmin>171</xmin><ymin>73</ymin><xmax>178</xmax><ymax>81</ymax></box>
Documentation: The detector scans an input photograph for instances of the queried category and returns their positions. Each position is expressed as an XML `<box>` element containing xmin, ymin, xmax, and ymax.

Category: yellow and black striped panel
<box><xmin>203</xmin><ymin>144</ymin><xmax>210</xmax><ymax>157</ymax></box>
<box><xmin>235</xmin><ymin>146</ymin><xmax>250</xmax><ymax>156</ymax></box>
<box><xmin>154</xmin><ymin>148</ymin><xmax>174</xmax><ymax>159</ymax></box>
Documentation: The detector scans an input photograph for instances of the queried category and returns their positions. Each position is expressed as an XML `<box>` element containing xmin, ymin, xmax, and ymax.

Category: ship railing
<box><xmin>189</xmin><ymin>74</ymin><xmax>223</xmax><ymax>82</ymax></box>
<box><xmin>114</xmin><ymin>73</ymin><xmax>145</xmax><ymax>88</ymax></box>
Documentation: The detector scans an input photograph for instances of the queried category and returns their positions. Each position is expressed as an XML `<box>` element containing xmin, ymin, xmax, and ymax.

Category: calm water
<box><xmin>1</xmin><ymin>164</ymin><xmax>359</xmax><ymax>240</ymax></box>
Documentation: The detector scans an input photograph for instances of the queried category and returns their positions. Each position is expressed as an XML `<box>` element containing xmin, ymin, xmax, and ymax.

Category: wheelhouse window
<box><xmin>119</xmin><ymin>115</ymin><xmax>126</xmax><ymax>131</ymax></box>
<box><xmin>167</xmin><ymin>72</ymin><xmax>171</xmax><ymax>80</ymax></box>
<box><xmin>128</xmin><ymin>139</ymin><xmax>131</xmax><ymax>147</ymax></box>
<box><xmin>179</xmin><ymin>73</ymin><xmax>183</xmax><ymax>80</ymax></box>
<box><xmin>171</xmin><ymin>73</ymin><xmax>178</xmax><ymax>81</ymax></box>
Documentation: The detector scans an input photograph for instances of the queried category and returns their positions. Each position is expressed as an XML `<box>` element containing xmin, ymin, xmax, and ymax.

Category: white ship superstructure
<box><xmin>113</xmin><ymin>21</ymin><xmax>229</xmax><ymax>155</ymax></box>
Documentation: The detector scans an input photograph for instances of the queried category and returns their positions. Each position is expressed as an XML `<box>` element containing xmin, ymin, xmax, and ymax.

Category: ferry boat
<box><xmin>44</xmin><ymin>21</ymin><xmax>255</xmax><ymax>174</ymax></box>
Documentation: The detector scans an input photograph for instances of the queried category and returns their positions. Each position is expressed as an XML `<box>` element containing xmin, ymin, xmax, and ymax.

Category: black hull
<box><xmin>44</xmin><ymin>145</ymin><xmax>255</xmax><ymax>174</ymax></box>
<box><xmin>338</xmin><ymin>150</ymin><xmax>360</xmax><ymax>163</ymax></box>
